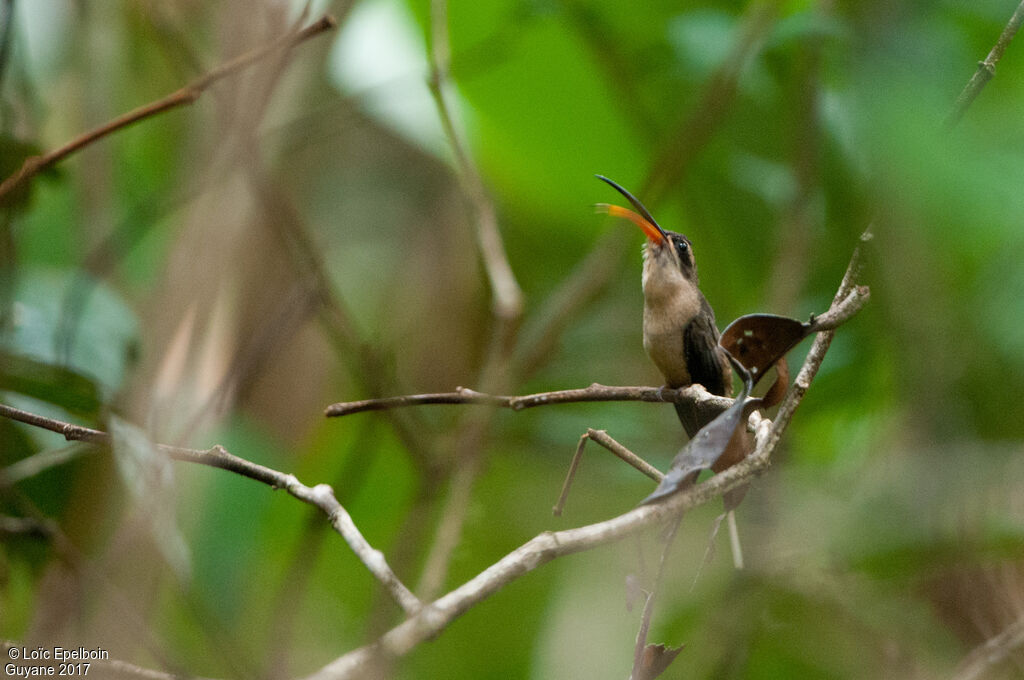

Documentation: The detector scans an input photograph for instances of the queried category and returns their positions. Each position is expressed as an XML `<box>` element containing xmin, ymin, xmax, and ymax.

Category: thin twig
<box><xmin>327</xmin><ymin>384</ymin><xmax>730</xmax><ymax>417</ymax></box>
<box><xmin>397</xmin><ymin>0</ymin><xmax>527</xmax><ymax>609</ymax></box>
<box><xmin>946</xmin><ymin>0</ymin><xmax>1024</xmax><ymax>127</ymax></box>
<box><xmin>552</xmin><ymin>433</ymin><xmax>591</xmax><ymax>517</ymax></box>
<box><xmin>0</xmin><ymin>14</ymin><xmax>337</xmax><ymax>204</ymax></box>
<box><xmin>769</xmin><ymin>231</ymin><xmax>870</xmax><ymax>441</ymax></box>
<box><xmin>0</xmin><ymin>402</ymin><xmax>422</xmax><ymax>616</ymax></box>
<box><xmin>585</xmin><ymin>429</ymin><xmax>664</xmax><ymax>482</ymax></box>
<box><xmin>265</xmin><ymin>418</ymin><xmax>379</xmax><ymax>678</ymax></box>
<box><xmin>807</xmin><ymin>284</ymin><xmax>871</xmax><ymax>332</ymax></box>
<box><xmin>630</xmin><ymin>513</ymin><xmax>684</xmax><ymax>680</ymax></box>
<box><xmin>727</xmin><ymin>509</ymin><xmax>744</xmax><ymax>570</ymax></box>
<box><xmin>552</xmin><ymin>430</ymin><xmax>663</xmax><ymax>516</ymax></box>
<box><xmin>414</xmin><ymin>317</ymin><xmax>519</xmax><ymax>600</ymax></box>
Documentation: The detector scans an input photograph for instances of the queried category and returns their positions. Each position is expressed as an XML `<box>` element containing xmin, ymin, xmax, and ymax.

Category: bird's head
<box><xmin>595</xmin><ymin>175</ymin><xmax>698</xmax><ymax>289</ymax></box>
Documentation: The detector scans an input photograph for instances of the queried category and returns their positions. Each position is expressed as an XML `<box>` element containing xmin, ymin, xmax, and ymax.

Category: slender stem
<box><xmin>326</xmin><ymin>383</ymin><xmax>728</xmax><ymax>417</ymax></box>
<box><xmin>727</xmin><ymin>509</ymin><xmax>744</xmax><ymax>570</ymax></box>
<box><xmin>585</xmin><ymin>429</ymin><xmax>664</xmax><ymax>482</ymax></box>
<box><xmin>305</xmin><ymin>413</ymin><xmax>778</xmax><ymax>680</ymax></box>
<box><xmin>552</xmin><ymin>433</ymin><xmax>590</xmax><ymax>517</ymax></box>
<box><xmin>552</xmin><ymin>430</ymin><xmax>663</xmax><ymax>517</ymax></box>
<box><xmin>629</xmin><ymin>513</ymin><xmax>684</xmax><ymax>680</ymax></box>
<box><xmin>946</xmin><ymin>0</ymin><xmax>1024</xmax><ymax>127</ymax></box>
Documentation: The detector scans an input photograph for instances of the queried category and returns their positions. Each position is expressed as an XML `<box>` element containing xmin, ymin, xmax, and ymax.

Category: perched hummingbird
<box><xmin>597</xmin><ymin>175</ymin><xmax>732</xmax><ymax>437</ymax></box>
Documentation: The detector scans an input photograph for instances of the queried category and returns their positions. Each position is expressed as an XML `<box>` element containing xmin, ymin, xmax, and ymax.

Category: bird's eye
<box><xmin>675</xmin><ymin>240</ymin><xmax>689</xmax><ymax>255</ymax></box>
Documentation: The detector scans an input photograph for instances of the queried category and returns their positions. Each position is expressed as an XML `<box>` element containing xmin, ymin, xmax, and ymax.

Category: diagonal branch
<box><xmin>0</xmin><ymin>14</ymin><xmax>337</xmax><ymax>204</ymax></box>
<box><xmin>946</xmin><ymin>0</ymin><xmax>1024</xmax><ymax>127</ymax></box>
<box><xmin>0</xmin><ymin>403</ymin><xmax>421</xmax><ymax>616</ymax></box>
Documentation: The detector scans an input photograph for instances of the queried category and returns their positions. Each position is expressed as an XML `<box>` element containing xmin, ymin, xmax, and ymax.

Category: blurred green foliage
<box><xmin>2</xmin><ymin>0</ymin><xmax>1024</xmax><ymax>678</ymax></box>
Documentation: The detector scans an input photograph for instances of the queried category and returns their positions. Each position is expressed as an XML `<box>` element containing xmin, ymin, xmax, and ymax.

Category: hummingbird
<box><xmin>597</xmin><ymin>175</ymin><xmax>732</xmax><ymax>437</ymax></box>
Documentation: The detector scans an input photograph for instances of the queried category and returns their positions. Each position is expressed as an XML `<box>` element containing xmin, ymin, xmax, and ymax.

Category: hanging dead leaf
<box><xmin>640</xmin><ymin>353</ymin><xmax>753</xmax><ymax>505</ymax></box>
<box><xmin>720</xmin><ymin>313</ymin><xmax>810</xmax><ymax>385</ymax></box>
<box><xmin>634</xmin><ymin>643</ymin><xmax>685</xmax><ymax>680</ymax></box>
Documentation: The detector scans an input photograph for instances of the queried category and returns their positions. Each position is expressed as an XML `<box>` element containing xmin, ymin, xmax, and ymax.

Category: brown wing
<box><xmin>683</xmin><ymin>298</ymin><xmax>729</xmax><ymax>397</ymax></box>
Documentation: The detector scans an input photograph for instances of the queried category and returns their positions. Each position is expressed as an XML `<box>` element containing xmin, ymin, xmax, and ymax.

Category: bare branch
<box><xmin>768</xmin><ymin>231</ymin><xmax>870</xmax><ymax>441</ymax></box>
<box><xmin>0</xmin><ymin>15</ymin><xmax>337</xmax><ymax>204</ymax></box>
<box><xmin>552</xmin><ymin>433</ymin><xmax>590</xmax><ymax>516</ymax></box>
<box><xmin>552</xmin><ymin>429</ymin><xmax>662</xmax><ymax>517</ymax></box>
<box><xmin>326</xmin><ymin>384</ymin><xmax>731</xmax><ymax>417</ymax></box>
<box><xmin>630</xmin><ymin>513</ymin><xmax>684</xmax><ymax>680</ymax></box>
<box><xmin>0</xmin><ymin>403</ymin><xmax>421</xmax><ymax>616</ymax></box>
<box><xmin>410</xmin><ymin>0</ymin><xmax>528</xmax><ymax>605</ymax></box>
<box><xmin>585</xmin><ymin>429</ymin><xmax>664</xmax><ymax>483</ymax></box>
<box><xmin>807</xmin><ymin>284</ymin><xmax>871</xmax><ymax>332</ymax></box>
<box><xmin>947</xmin><ymin>0</ymin><xmax>1024</xmax><ymax>127</ymax></box>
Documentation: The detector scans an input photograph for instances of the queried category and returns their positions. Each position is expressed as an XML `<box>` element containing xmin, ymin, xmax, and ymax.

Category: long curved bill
<box><xmin>595</xmin><ymin>175</ymin><xmax>669</xmax><ymax>246</ymax></box>
<box><xmin>595</xmin><ymin>203</ymin><xmax>667</xmax><ymax>245</ymax></box>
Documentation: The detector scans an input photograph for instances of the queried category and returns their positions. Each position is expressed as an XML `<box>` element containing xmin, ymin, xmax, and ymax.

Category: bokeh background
<box><xmin>2</xmin><ymin>0</ymin><xmax>1024</xmax><ymax>678</ymax></box>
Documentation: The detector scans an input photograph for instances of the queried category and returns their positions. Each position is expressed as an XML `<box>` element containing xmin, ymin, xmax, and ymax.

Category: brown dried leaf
<box><xmin>634</xmin><ymin>643</ymin><xmax>685</xmax><ymax>680</ymax></box>
<box><xmin>720</xmin><ymin>314</ymin><xmax>810</xmax><ymax>386</ymax></box>
<box><xmin>639</xmin><ymin>354</ymin><xmax>753</xmax><ymax>505</ymax></box>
